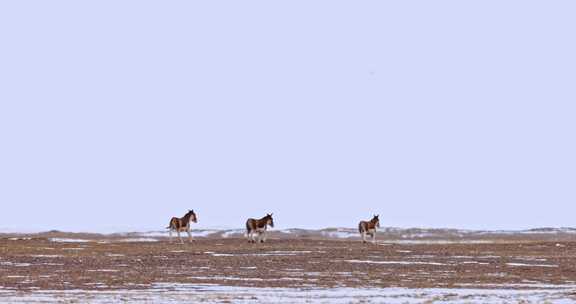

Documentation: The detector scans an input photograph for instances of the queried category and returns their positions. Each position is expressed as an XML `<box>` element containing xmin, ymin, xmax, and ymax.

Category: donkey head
<box><xmin>372</xmin><ymin>214</ymin><xmax>380</xmax><ymax>228</ymax></box>
<box><xmin>266</xmin><ymin>213</ymin><xmax>274</xmax><ymax>228</ymax></box>
<box><xmin>188</xmin><ymin>210</ymin><xmax>198</xmax><ymax>223</ymax></box>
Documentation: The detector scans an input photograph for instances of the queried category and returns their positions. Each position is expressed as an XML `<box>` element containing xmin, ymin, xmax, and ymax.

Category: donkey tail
<box><xmin>245</xmin><ymin>219</ymin><xmax>252</xmax><ymax>237</ymax></box>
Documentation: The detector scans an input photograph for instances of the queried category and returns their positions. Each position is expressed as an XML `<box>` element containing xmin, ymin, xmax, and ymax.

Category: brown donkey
<box><xmin>167</xmin><ymin>210</ymin><xmax>198</xmax><ymax>243</ymax></box>
<box><xmin>246</xmin><ymin>213</ymin><xmax>274</xmax><ymax>243</ymax></box>
<box><xmin>358</xmin><ymin>215</ymin><xmax>380</xmax><ymax>243</ymax></box>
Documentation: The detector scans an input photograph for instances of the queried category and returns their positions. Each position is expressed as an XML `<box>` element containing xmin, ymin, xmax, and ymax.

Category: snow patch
<box><xmin>341</xmin><ymin>260</ymin><xmax>450</xmax><ymax>266</ymax></box>
<box><xmin>1</xmin><ymin>284</ymin><xmax>575</xmax><ymax>303</ymax></box>
<box><xmin>506</xmin><ymin>263</ymin><xmax>558</xmax><ymax>268</ymax></box>
<box><xmin>49</xmin><ymin>238</ymin><xmax>91</xmax><ymax>243</ymax></box>
<box><xmin>118</xmin><ymin>238</ymin><xmax>158</xmax><ymax>242</ymax></box>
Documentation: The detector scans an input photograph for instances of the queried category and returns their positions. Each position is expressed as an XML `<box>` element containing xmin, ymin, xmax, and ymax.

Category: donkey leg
<box><xmin>169</xmin><ymin>230</ymin><xmax>173</xmax><ymax>243</ymax></box>
<box><xmin>261</xmin><ymin>231</ymin><xmax>267</xmax><ymax>243</ymax></box>
<box><xmin>187</xmin><ymin>228</ymin><xmax>193</xmax><ymax>243</ymax></box>
<box><xmin>256</xmin><ymin>232</ymin><xmax>262</xmax><ymax>243</ymax></box>
<box><xmin>177</xmin><ymin>231</ymin><xmax>183</xmax><ymax>244</ymax></box>
<box><xmin>372</xmin><ymin>232</ymin><xmax>376</xmax><ymax>244</ymax></box>
<box><xmin>362</xmin><ymin>232</ymin><xmax>367</xmax><ymax>243</ymax></box>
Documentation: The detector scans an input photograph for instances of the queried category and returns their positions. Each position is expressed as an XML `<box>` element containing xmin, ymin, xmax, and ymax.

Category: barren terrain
<box><xmin>1</xmin><ymin>229</ymin><xmax>576</xmax><ymax>303</ymax></box>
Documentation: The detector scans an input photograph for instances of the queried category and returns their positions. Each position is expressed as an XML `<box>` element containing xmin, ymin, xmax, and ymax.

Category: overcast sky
<box><xmin>1</xmin><ymin>1</ymin><xmax>575</xmax><ymax>232</ymax></box>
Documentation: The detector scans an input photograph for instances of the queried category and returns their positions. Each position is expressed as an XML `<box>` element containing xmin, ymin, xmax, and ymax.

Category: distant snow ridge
<box><xmin>3</xmin><ymin>226</ymin><xmax>576</xmax><ymax>242</ymax></box>
<box><xmin>221</xmin><ymin>229</ymin><xmax>245</xmax><ymax>238</ymax></box>
<box><xmin>319</xmin><ymin>228</ymin><xmax>358</xmax><ymax>239</ymax></box>
<box><xmin>54</xmin><ymin>225</ymin><xmax>576</xmax><ymax>244</ymax></box>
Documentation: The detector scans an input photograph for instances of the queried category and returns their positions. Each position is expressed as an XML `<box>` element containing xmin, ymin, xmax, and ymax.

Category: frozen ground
<box><xmin>2</xmin><ymin>231</ymin><xmax>576</xmax><ymax>303</ymax></box>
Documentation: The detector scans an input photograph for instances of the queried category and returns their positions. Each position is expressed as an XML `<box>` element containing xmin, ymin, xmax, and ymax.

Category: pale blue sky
<box><xmin>0</xmin><ymin>1</ymin><xmax>574</xmax><ymax>232</ymax></box>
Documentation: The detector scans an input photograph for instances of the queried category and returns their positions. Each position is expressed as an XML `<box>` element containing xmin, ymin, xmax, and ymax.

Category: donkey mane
<box><xmin>182</xmin><ymin>210</ymin><xmax>195</xmax><ymax>222</ymax></box>
<box><xmin>256</xmin><ymin>214</ymin><xmax>272</xmax><ymax>226</ymax></box>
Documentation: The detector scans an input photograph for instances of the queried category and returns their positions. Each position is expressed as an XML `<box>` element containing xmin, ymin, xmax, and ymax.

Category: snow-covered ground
<box><xmin>0</xmin><ymin>283</ymin><xmax>574</xmax><ymax>303</ymax></box>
